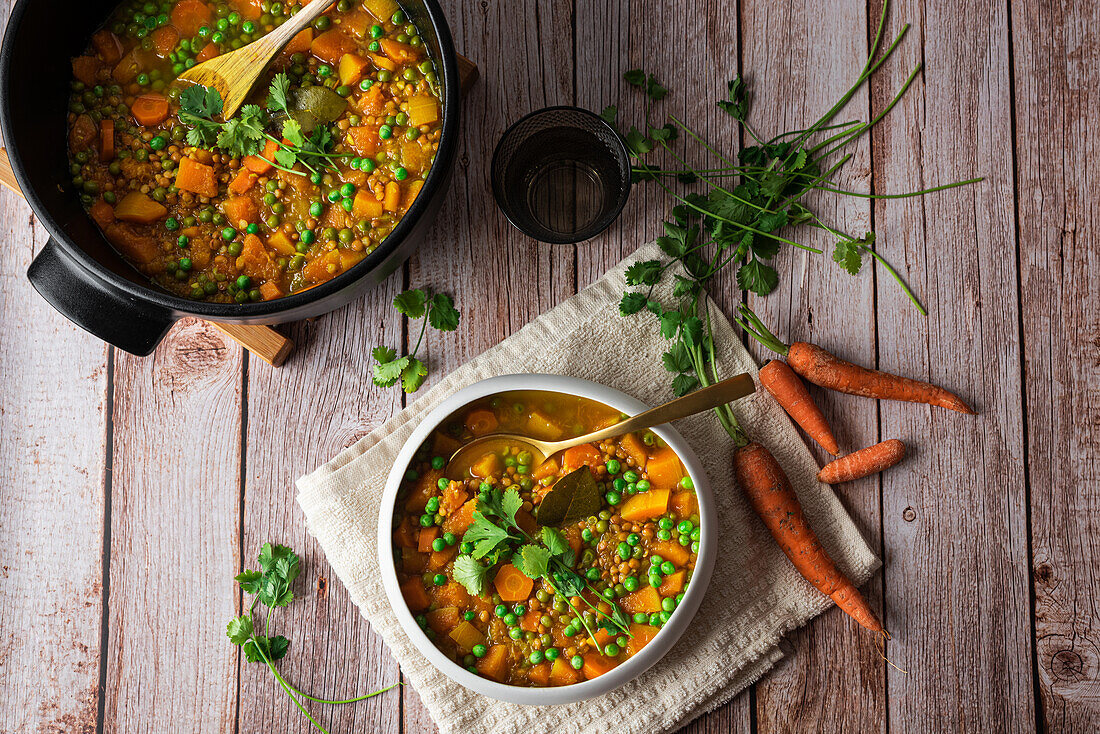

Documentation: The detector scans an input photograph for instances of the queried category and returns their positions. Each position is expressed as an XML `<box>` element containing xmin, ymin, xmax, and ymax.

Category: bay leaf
<box><xmin>537</xmin><ymin>467</ymin><xmax>601</xmax><ymax>527</ymax></box>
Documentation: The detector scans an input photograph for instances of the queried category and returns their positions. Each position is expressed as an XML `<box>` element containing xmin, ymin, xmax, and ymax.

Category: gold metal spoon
<box><xmin>446</xmin><ymin>373</ymin><xmax>756</xmax><ymax>477</ymax></box>
<box><xmin>176</xmin><ymin>0</ymin><xmax>335</xmax><ymax>120</ymax></box>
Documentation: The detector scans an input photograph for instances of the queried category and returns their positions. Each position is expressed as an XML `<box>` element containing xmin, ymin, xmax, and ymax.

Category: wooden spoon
<box><xmin>176</xmin><ymin>0</ymin><xmax>335</xmax><ymax>120</ymax></box>
<box><xmin>446</xmin><ymin>373</ymin><xmax>756</xmax><ymax>477</ymax></box>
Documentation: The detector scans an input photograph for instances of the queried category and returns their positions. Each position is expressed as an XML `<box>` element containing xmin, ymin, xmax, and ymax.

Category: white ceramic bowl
<box><xmin>378</xmin><ymin>374</ymin><xmax>716</xmax><ymax>705</ymax></box>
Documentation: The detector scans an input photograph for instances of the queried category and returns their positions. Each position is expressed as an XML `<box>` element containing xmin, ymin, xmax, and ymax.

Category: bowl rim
<box><xmin>378</xmin><ymin>374</ymin><xmax>717</xmax><ymax>706</ymax></box>
<box><xmin>0</xmin><ymin>0</ymin><xmax>460</xmax><ymax>319</ymax></box>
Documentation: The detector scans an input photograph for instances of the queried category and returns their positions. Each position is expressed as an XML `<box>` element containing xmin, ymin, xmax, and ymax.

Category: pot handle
<box><xmin>27</xmin><ymin>238</ymin><xmax>175</xmax><ymax>356</ymax></box>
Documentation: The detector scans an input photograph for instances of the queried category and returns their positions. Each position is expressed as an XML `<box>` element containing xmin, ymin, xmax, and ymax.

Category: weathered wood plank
<box><xmin>103</xmin><ymin>321</ymin><xmax>243</xmax><ymax>733</ymax></box>
<box><xmin>0</xmin><ymin>195</ymin><xmax>108</xmax><ymax>733</ymax></box>
<box><xmin>401</xmin><ymin>2</ymin><xmax>575</xmax><ymax>729</ymax></box>
<box><xmin>738</xmin><ymin>0</ymin><xmax>887</xmax><ymax>731</ymax></box>
<box><xmin>239</xmin><ymin>289</ymin><xmax>405</xmax><ymax>733</ymax></box>
<box><xmin>871</xmin><ymin>0</ymin><xmax>1033</xmax><ymax>730</ymax></box>
<box><xmin>1011</xmin><ymin>0</ymin><xmax>1100</xmax><ymax>729</ymax></box>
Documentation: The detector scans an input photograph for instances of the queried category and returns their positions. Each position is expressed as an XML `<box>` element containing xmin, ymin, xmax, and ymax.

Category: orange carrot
<box><xmin>818</xmin><ymin>439</ymin><xmax>905</xmax><ymax>484</ymax></box>
<box><xmin>464</xmin><ymin>408</ymin><xmax>498</xmax><ymax>436</ymax></box>
<box><xmin>734</xmin><ymin>441</ymin><xmax>883</xmax><ymax>633</ymax></box>
<box><xmin>493</xmin><ymin>563</ymin><xmax>534</xmax><ymax>602</ymax></box>
<box><xmin>171</xmin><ymin>0</ymin><xmax>213</xmax><ymax>37</ymax></box>
<box><xmin>788</xmin><ymin>341</ymin><xmax>975</xmax><ymax>414</ymax></box>
<box><xmin>759</xmin><ymin>359</ymin><xmax>839</xmax><ymax>454</ymax></box>
<box><xmin>131</xmin><ymin>93</ymin><xmax>170</xmax><ymax>127</ymax></box>
<box><xmin>736</xmin><ymin>304</ymin><xmax>975</xmax><ymax>415</ymax></box>
<box><xmin>561</xmin><ymin>443</ymin><xmax>601</xmax><ymax>470</ymax></box>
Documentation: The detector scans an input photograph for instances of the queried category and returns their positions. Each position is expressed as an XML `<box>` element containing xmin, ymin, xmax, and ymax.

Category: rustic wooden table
<box><xmin>1</xmin><ymin>0</ymin><xmax>1095</xmax><ymax>732</ymax></box>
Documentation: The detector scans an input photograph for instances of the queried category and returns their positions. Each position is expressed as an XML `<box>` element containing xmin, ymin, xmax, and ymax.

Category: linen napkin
<box><xmin>296</xmin><ymin>242</ymin><xmax>879</xmax><ymax>734</ymax></box>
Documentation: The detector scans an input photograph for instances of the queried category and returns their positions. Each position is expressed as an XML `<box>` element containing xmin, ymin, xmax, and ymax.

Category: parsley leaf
<box><xmin>372</xmin><ymin>287</ymin><xmax>461</xmax><ymax>395</ymax></box>
<box><xmin>393</xmin><ymin>288</ymin><xmax>428</xmax><ymax>318</ymax></box>
<box><xmin>464</xmin><ymin>512</ymin><xmax>514</xmax><ymax>559</ymax></box>
<box><xmin>226</xmin><ymin>615</ymin><xmax>253</xmax><ymax>645</ymax></box>
<box><xmin>623</xmin><ymin>69</ymin><xmax>646</xmax><ymax>87</ymax></box>
<box><xmin>599</xmin><ymin>105</ymin><xmax>618</xmax><ymax>125</ymax></box>
<box><xmin>452</xmin><ymin>554</ymin><xmax>490</xmax><ymax>596</ymax></box>
<box><xmin>513</xmin><ymin>544</ymin><xmax>551</xmax><ymax>580</ymax></box>
<box><xmin>619</xmin><ymin>292</ymin><xmax>647</xmax><ymax>316</ymax></box>
<box><xmin>625</xmin><ymin>259</ymin><xmax>662</xmax><ymax>286</ymax></box>
<box><xmin>717</xmin><ymin>76</ymin><xmax>749</xmax><ymax>120</ymax></box>
<box><xmin>736</xmin><ymin>258</ymin><xmax>779</xmax><ymax>296</ymax></box>
<box><xmin>833</xmin><ymin>232</ymin><xmax>873</xmax><ymax>275</ymax></box>
<box><xmin>400</xmin><ymin>357</ymin><xmax>428</xmax><ymax>394</ymax></box>
<box><xmin>266</xmin><ymin>72</ymin><xmax>292</xmax><ymax>115</ymax></box>
<box><xmin>372</xmin><ymin>354</ymin><xmax>409</xmax><ymax>388</ymax></box>
<box><xmin>428</xmin><ymin>293</ymin><xmax>460</xmax><ymax>331</ymax></box>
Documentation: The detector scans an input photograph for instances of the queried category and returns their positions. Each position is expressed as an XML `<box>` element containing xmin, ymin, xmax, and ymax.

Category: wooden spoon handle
<box><xmin>0</xmin><ymin>148</ymin><xmax>294</xmax><ymax>366</ymax></box>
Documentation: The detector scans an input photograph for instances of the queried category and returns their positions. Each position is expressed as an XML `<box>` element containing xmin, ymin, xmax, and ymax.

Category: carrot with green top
<box><xmin>759</xmin><ymin>359</ymin><xmax>839</xmax><ymax>454</ymax></box>
<box><xmin>736</xmin><ymin>305</ymin><xmax>975</xmax><ymax>414</ymax></box>
<box><xmin>819</xmin><ymin>439</ymin><xmax>906</xmax><ymax>484</ymax></box>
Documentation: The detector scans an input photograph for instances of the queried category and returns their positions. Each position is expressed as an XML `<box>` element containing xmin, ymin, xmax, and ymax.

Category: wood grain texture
<box><xmin>738</xmin><ymin>0</ymin><xmax>887</xmax><ymax>731</ymax></box>
<box><xmin>871</xmin><ymin>0</ymin><xmax>1034</xmax><ymax>730</ymax></box>
<box><xmin>0</xmin><ymin>191</ymin><xmax>108</xmax><ymax>734</ymax></box>
<box><xmin>103</xmin><ymin>320</ymin><xmax>243</xmax><ymax>733</ymax></box>
<box><xmin>1011</xmin><ymin>0</ymin><xmax>1100</xmax><ymax>729</ymax></box>
<box><xmin>239</xmin><ymin>288</ymin><xmax>406</xmax><ymax>733</ymax></box>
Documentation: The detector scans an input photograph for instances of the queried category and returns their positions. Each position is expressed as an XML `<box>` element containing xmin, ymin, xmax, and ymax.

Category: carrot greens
<box><xmin>607</xmin><ymin>0</ymin><xmax>981</xmax><ymax>324</ymax></box>
<box><xmin>227</xmin><ymin>543</ymin><xmax>400</xmax><ymax>734</ymax></box>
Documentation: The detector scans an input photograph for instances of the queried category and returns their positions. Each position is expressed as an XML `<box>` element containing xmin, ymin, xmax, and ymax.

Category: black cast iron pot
<box><xmin>0</xmin><ymin>0</ymin><xmax>459</xmax><ymax>355</ymax></box>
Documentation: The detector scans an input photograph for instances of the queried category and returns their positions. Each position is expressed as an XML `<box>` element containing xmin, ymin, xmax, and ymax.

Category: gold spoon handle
<box><xmin>546</xmin><ymin>373</ymin><xmax>756</xmax><ymax>453</ymax></box>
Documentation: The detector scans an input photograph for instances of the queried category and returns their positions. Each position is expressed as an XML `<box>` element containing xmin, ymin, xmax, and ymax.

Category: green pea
<box><xmin>660</xmin><ymin>561</ymin><xmax>675</xmax><ymax>575</ymax></box>
<box><xmin>378</xmin><ymin>124</ymin><xmax>393</xmax><ymax>140</ymax></box>
<box><xmin>529</xmin><ymin>650</ymin><xmax>544</xmax><ymax>665</ymax></box>
<box><xmin>569</xmin><ymin>655</ymin><xmax>583</xmax><ymax>670</ymax></box>
<box><xmin>623</xmin><ymin>576</ymin><xmax>639</xmax><ymax>592</ymax></box>
<box><xmin>605</xmin><ymin>459</ymin><xmax>621</xmax><ymax>474</ymax></box>
<box><xmin>227</xmin><ymin>242</ymin><xmax>244</xmax><ymax>256</ymax></box>
<box><xmin>436</xmin><ymin>477</ymin><xmax>449</xmax><ymax>491</ymax></box>
<box><xmin>393</xmin><ymin>166</ymin><xmax>408</xmax><ymax>181</ymax></box>
<box><xmin>377</xmin><ymin>69</ymin><xmax>392</xmax><ymax>82</ymax></box>
<box><xmin>585</xmin><ymin>567</ymin><xmax>600</xmax><ymax>581</ymax></box>
<box><xmin>508</xmin><ymin>628</ymin><xmax>522</xmax><ymax>640</ymax></box>
<box><xmin>471</xmin><ymin>644</ymin><xmax>487</xmax><ymax>658</ymax></box>
<box><xmin>443</xmin><ymin>532</ymin><xmax>456</xmax><ymax>546</ymax></box>
<box><xmin>636</xmin><ymin>479</ymin><xmax>651</xmax><ymax>492</ymax></box>
<box><xmin>661</xmin><ymin>596</ymin><xmax>676</xmax><ymax>613</ymax></box>
<box><xmin>503</xmin><ymin>612</ymin><xmax>518</xmax><ymax>626</ymax></box>
<box><xmin>418</xmin><ymin>514</ymin><xmax>432</xmax><ymax>528</ymax></box>
<box><xmin>679</xmin><ymin>476</ymin><xmax>694</xmax><ymax>490</ymax></box>
<box><xmin>624</xmin><ymin>470</ymin><xmax>639</xmax><ymax>483</ymax></box>
<box><xmin>617</xmin><ymin>541</ymin><xmax>631</xmax><ymax>560</ymax></box>
<box><xmin>431</xmin><ymin>538</ymin><xmax>445</xmax><ymax>552</ymax></box>
<box><xmin>222</xmin><ymin>226</ymin><xmax>237</xmax><ymax>241</ymax></box>
<box><xmin>657</xmin><ymin>529</ymin><xmax>672</xmax><ymax>541</ymax></box>
<box><xmin>604</xmin><ymin>643</ymin><xmax>620</xmax><ymax>657</ymax></box>
<box><xmin>165</xmin><ymin>217</ymin><xmax>180</xmax><ymax>231</ymax></box>
<box><xmin>460</xmin><ymin>541</ymin><xmax>474</xmax><ymax>554</ymax></box>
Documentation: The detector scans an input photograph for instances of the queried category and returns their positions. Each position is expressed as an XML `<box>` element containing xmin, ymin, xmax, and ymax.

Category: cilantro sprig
<box><xmin>228</xmin><ymin>543</ymin><xmax>399</xmax><ymax>734</ymax></box>
<box><xmin>451</xmin><ymin>485</ymin><xmax>632</xmax><ymax>651</ymax></box>
<box><xmin>372</xmin><ymin>287</ymin><xmax>461</xmax><ymax>394</ymax></box>
<box><xmin>605</xmin><ymin>0</ymin><xmax>981</xmax><ymax>316</ymax></box>
<box><xmin>178</xmin><ymin>74</ymin><xmax>353</xmax><ymax>176</ymax></box>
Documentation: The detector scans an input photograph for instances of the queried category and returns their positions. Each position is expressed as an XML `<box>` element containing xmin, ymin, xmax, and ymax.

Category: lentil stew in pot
<box><xmin>392</xmin><ymin>391</ymin><xmax>701</xmax><ymax>687</ymax></box>
<box><xmin>67</xmin><ymin>0</ymin><xmax>443</xmax><ymax>304</ymax></box>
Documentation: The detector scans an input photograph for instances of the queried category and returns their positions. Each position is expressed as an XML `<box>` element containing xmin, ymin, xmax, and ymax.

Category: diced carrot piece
<box><xmin>282</xmin><ymin>27</ymin><xmax>314</xmax><ymax>56</ymax></box>
<box><xmin>352</xmin><ymin>189</ymin><xmax>384</xmax><ymax>220</ymax></box>
<box><xmin>426</xmin><ymin>606</ymin><xmax>462</xmax><ymax>634</ymax></box>
<box><xmin>427</xmin><ymin>545</ymin><xmax>457</xmax><ymax>571</ymax></box>
<box><xmin>151</xmin><ymin>26</ymin><xmax>180</xmax><ymax>57</ymax></box>
<box><xmin>112</xmin><ymin>48</ymin><xmax>144</xmax><ymax>84</ymax></box>
<box><xmin>621</xmin><ymin>586</ymin><xmax>662</xmax><ymax>614</ymax></box>
<box><xmin>581</xmin><ymin>653</ymin><xmax>618</xmax><ymax>680</ymax></box>
<box><xmin>259</xmin><ymin>281</ymin><xmax>283</xmax><ymax>301</ymax></box>
<box><xmin>659</xmin><ymin>570</ymin><xmax>685</xmax><ymax>597</ymax></box>
<box><xmin>70</xmin><ymin>114</ymin><xmax>98</xmax><ymax>151</ymax></box>
<box><xmin>442</xmin><ymin>499</ymin><xmax>477</xmax><ymax>535</ymax></box>
<box><xmin>448</xmin><ymin>620</ymin><xmax>487</xmax><ymax>652</ymax></box>
<box><xmin>400</xmin><ymin>548</ymin><xmax>426</xmax><ymax>573</ymax></box>
<box><xmin>339</xmin><ymin>53</ymin><xmax>372</xmax><ymax>86</ymax></box>
<box><xmin>399</xmin><ymin>577</ymin><xmax>430</xmax><ymax>611</ymax></box>
<box><xmin>310</xmin><ymin>29</ymin><xmax>357</xmax><ymax>65</ymax></box>
<box><xmin>176</xmin><ymin>157</ymin><xmax>219</xmax><ymax>198</ymax></box>
<box><xmin>531</xmin><ymin>458</ymin><xmax>559</xmax><ymax>481</ymax></box>
<box><xmin>383</xmin><ymin>180</ymin><xmax>401</xmax><ymax>212</ymax></box>
<box><xmin>378</xmin><ymin>38</ymin><xmax>419</xmax><ymax>64</ymax></box>
<box><xmin>645</xmin><ymin>447</ymin><xmax>684</xmax><ymax>490</ymax></box>
<box><xmin>493</xmin><ymin>563</ymin><xmax>534</xmax><ymax>602</ymax></box>
<box><xmin>465</xmin><ymin>408</ymin><xmax>499</xmax><ymax>436</ymax></box>
<box><xmin>470</xmin><ymin>451</ymin><xmax>502</xmax><ymax>479</ymax></box>
<box><xmin>620</xmin><ymin>488</ymin><xmax>671</xmax><ymax>523</ymax></box>
<box><xmin>345</xmin><ymin>126</ymin><xmax>381</xmax><ymax>157</ymax></box>
<box><xmin>99</xmin><ymin>120</ymin><xmax>115</xmax><ymax>161</ymax></box>
<box><xmin>670</xmin><ymin>490</ymin><xmax>698</xmax><ymax>519</ymax></box>
<box><xmin>404</xmin><ymin>468</ymin><xmax>443</xmax><ymax>513</ymax></box>
<box><xmin>89</xmin><ymin>200</ymin><xmax>115</xmax><ymax>229</ymax></box>
<box><xmin>435</xmin><ymin>580</ymin><xmax>469</xmax><ymax>608</ymax></box>
<box><xmin>72</xmin><ymin>57</ymin><xmax>102</xmax><ymax>88</ymax></box>
<box><xmin>392</xmin><ymin>516</ymin><xmax>417</xmax><ymax>548</ymax></box>
<box><xmin>563</xmin><ymin>444</ymin><xmax>602</xmax><ymax>471</ymax></box>
<box><xmin>592</xmin><ymin>627</ymin><xmax>616</xmax><ymax>650</ymax></box>
<box><xmin>528</xmin><ymin>662</ymin><xmax>550</xmax><ymax>686</ymax></box>
<box><xmin>132</xmin><ymin>93</ymin><xmax>170</xmax><ymax>127</ymax></box>
<box><xmin>476</xmin><ymin>645</ymin><xmax>509</xmax><ymax>682</ymax></box>
<box><xmin>620</xmin><ymin>432</ymin><xmax>648</xmax><ymax>469</ymax></box>
<box><xmin>222</xmin><ymin>196</ymin><xmax>259</xmax><ymax>226</ymax></box>
<box><xmin>563</xmin><ymin>525</ymin><xmax>582</xmax><ymax>558</ymax></box>
<box><xmin>625</xmin><ymin>623</ymin><xmax>659</xmax><ymax>656</ymax></box>
<box><xmin>171</xmin><ymin>0</ymin><xmax>213</xmax><ymax>37</ymax></box>
<box><xmin>196</xmin><ymin>42</ymin><xmax>220</xmax><ymax>63</ymax></box>
<box><xmin>228</xmin><ymin>168</ymin><xmax>257</xmax><ymax>195</ymax></box>
<box><xmin>244</xmin><ymin>139</ymin><xmax>279</xmax><ymax>174</ymax></box>
<box><xmin>652</xmin><ymin>540</ymin><xmax>690</xmax><ymax>567</ymax></box>
<box><xmin>549</xmin><ymin>656</ymin><xmax>583</xmax><ymax>686</ymax></box>
<box><xmin>440</xmin><ymin>484</ymin><xmax>468</xmax><ymax>515</ymax></box>
<box><xmin>114</xmin><ymin>192</ymin><xmax>167</xmax><ymax>224</ymax></box>
<box><xmin>229</xmin><ymin>0</ymin><xmax>263</xmax><ymax>21</ymax></box>
<box><xmin>92</xmin><ymin>30</ymin><xmax>125</xmax><ymax>65</ymax></box>
<box><xmin>370</xmin><ymin>53</ymin><xmax>396</xmax><ymax>72</ymax></box>
<box><xmin>418</xmin><ymin>527</ymin><xmax>440</xmax><ymax>553</ymax></box>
